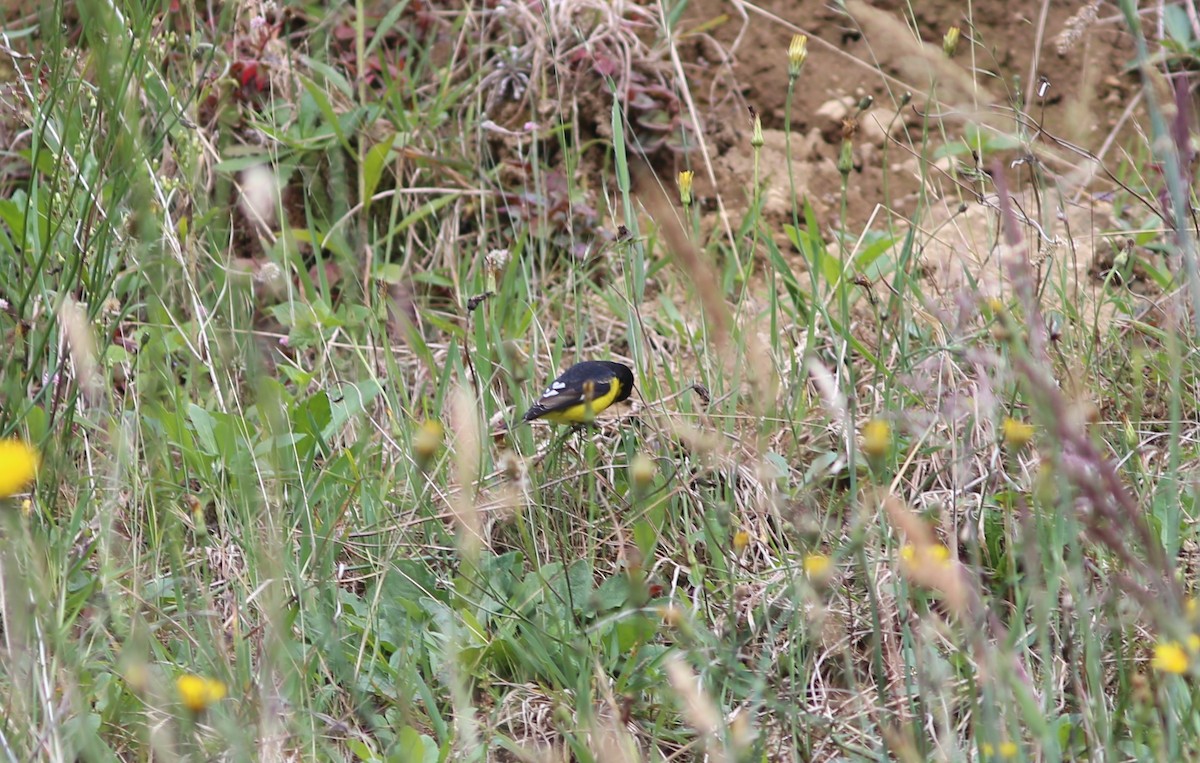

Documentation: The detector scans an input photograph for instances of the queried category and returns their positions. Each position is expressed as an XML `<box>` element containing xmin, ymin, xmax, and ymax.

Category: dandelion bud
<box><xmin>630</xmin><ymin>452</ymin><xmax>657</xmax><ymax>488</ymax></box>
<box><xmin>749</xmin><ymin>107</ymin><xmax>764</xmax><ymax>149</ymax></box>
<box><xmin>837</xmin><ymin>139</ymin><xmax>854</xmax><ymax>178</ymax></box>
<box><xmin>677</xmin><ymin>170</ymin><xmax>694</xmax><ymax>206</ymax></box>
<box><xmin>1112</xmin><ymin>247</ymin><xmax>1130</xmax><ymax>271</ymax></box>
<box><xmin>787</xmin><ymin>34</ymin><xmax>808</xmax><ymax>79</ymax></box>
<box><xmin>943</xmin><ymin>26</ymin><xmax>961</xmax><ymax>58</ymax></box>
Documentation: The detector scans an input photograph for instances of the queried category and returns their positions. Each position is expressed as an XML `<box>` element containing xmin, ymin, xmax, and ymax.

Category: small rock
<box><xmin>861</xmin><ymin>108</ymin><xmax>900</xmax><ymax>147</ymax></box>
<box><xmin>815</xmin><ymin>97</ymin><xmax>854</xmax><ymax>143</ymax></box>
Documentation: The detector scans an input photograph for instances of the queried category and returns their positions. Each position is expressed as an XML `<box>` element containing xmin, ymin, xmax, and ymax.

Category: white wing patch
<box><xmin>541</xmin><ymin>381</ymin><xmax>568</xmax><ymax>398</ymax></box>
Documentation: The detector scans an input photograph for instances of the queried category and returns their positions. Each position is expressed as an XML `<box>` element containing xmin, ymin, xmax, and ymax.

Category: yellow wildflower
<box><xmin>1002</xmin><ymin>417</ymin><xmax>1035</xmax><ymax>449</ymax></box>
<box><xmin>0</xmin><ymin>439</ymin><xmax>40</xmax><ymax>499</ymax></box>
<box><xmin>788</xmin><ymin>34</ymin><xmax>808</xmax><ymax>78</ymax></box>
<box><xmin>943</xmin><ymin>26</ymin><xmax>961</xmax><ymax>57</ymax></box>
<box><xmin>678</xmin><ymin>170</ymin><xmax>695</xmax><ymax>206</ymax></box>
<box><xmin>733</xmin><ymin>530</ymin><xmax>750</xmax><ymax>553</ymax></box>
<box><xmin>983</xmin><ymin>741</ymin><xmax>1019</xmax><ymax>758</ymax></box>
<box><xmin>901</xmin><ymin>543</ymin><xmax>951</xmax><ymax>569</ymax></box>
<box><xmin>176</xmin><ymin>673</ymin><xmax>226</xmax><ymax>712</ymax></box>
<box><xmin>413</xmin><ymin>419</ymin><xmax>444</xmax><ymax>468</ymax></box>
<box><xmin>861</xmin><ymin>419</ymin><xmax>891</xmax><ymax>458</ymax></box>
<box><xmin>803</xmin><ymin>553</ymin><xmax>832</xmax><ymax>580</ymax></box>
<box><xmin>1152</xmin><ymin>640</ymin><xmax>1190</xmax><ymax>674</ymax></box>
<box><xmin>1190</xmin><ymin>634</ymin><xmax>1200</xmax><ymax>652</ymax></box>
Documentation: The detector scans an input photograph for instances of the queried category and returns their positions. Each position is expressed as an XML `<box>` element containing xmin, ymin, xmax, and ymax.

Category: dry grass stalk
<box><xmin>665</xmin><ymin>654</ymin><xmax>729</xmax><ymax>763</ymax></box>
<box><xmin>58</xmin><ymin>295</ymin><xmax>103</xmax><ymax>407</ymax></box>
<box><xmin>637</xmin><ymin>167</ymin><xmax>732</xmax><ymax>357</ymax></box>
<box><xmin>449</xmin><ymin>386</ymin><xmax>484</xmax><ymax>561</ymax></box>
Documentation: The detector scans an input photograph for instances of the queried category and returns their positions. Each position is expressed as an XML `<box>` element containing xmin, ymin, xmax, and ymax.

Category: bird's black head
<box><xmin>605</xmin><ymin>361</ymin><xmax>636</xmax><ymax>404</ymax></box>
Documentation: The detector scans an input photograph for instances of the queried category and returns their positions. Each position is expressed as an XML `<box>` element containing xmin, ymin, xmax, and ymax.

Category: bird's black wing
<box><xmin>522</xmin><ymin>373</ymin><xmax>615</xmax><ymax>421</ymax></box>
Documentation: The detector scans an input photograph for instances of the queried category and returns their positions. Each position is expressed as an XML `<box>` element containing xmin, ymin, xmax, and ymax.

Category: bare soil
<box><xmin>669</xmin><ymin>0</ymin><xmax>1146</xmax><ymax>311</ymax></box>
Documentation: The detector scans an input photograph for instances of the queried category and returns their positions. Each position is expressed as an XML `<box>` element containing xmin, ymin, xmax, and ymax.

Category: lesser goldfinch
<box><xmin>522</xmin><ymin>360</ymin><xmax>635</xmax><ymax>425</ymax></box>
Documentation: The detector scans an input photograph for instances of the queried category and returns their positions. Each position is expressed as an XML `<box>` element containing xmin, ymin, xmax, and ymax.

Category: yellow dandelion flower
<box><xmin>861</xmin><ymin>419</ymin><xmax>891</xmax><ymax>458</ymax></box>
<box><xmin>677</xmin><ymin>170</ymin><xmax>695</xmax><ymax>206</ymax></box>
<box><xmin>0</xmin><ymin>439</ymin><xmax>40</xmax><ymax>499</ymax></box>
<box><xmin>176</xmin><ymin>673</ymin><xmax>226</xmax><ymax>712</ymax></box>
<box><xmin>1152</xmin><ymin>640</ymin><xmax>1190</xmax><ymax>674</ymax></box>
<box><xmin>999</xmin><ymin>741</ymin><xmax>1019</xmax><ymax>758</ymax></box>
<box><xmin>927</xmin><ymin>544</ymin><xmax>951</xmax><ymax>563</ymax></box>
<box><xmin>1189</xmin><ymin>634</ymin><xmax>1200</xmax><ymax>652</ymax></box>
<box><xmin>900</xmin><ymin>542</ymin><xmax>951</xmax><ymax>570</ymax></box>
<box><xmin>803</xmin><ymin>553</ymin><xmax>831</xmax><ymax>579</ymax></box>
<box><xmin>1002</xmin><ymin>417</ymin><xmax>1035</xmax><ymax>449</ymax></box>
<box><xmin>980</xmin><ymin>743</ymin><xmax>994</xmax><ymax>756</ymax></box>
<box><xmin>733</xmin><ymin>530</ymin><xmax>750</xmax><ymax>553</ymax></box>
<box><xmin>413</xmin><ymin>419</ymin><xmax>444</xmax><ymax>467</ymax></box>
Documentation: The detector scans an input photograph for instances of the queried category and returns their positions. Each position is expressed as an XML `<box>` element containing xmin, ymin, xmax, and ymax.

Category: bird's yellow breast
<box><xmin>540</xmin><ymin>380</ymin><xmax>624</xmax><ymax>424</ymax></box>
